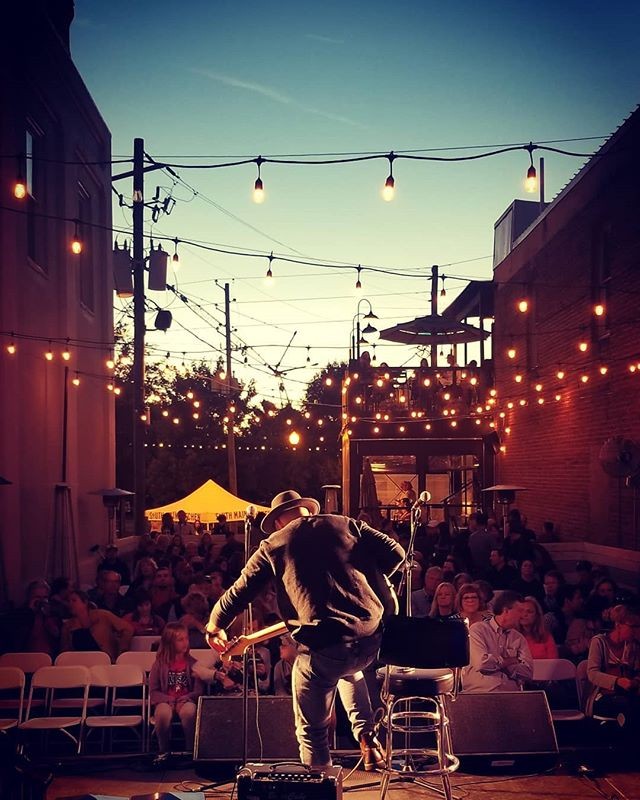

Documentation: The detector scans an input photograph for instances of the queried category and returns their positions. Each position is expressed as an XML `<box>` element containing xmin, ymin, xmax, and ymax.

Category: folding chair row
<box><xmin>17</xmin><ymin>664</ymin><xmax>147</xmax><ymax>754</ymax></box>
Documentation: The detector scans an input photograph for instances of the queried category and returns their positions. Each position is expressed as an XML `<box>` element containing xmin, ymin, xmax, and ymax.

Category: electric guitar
<box><xmin>214</xmin><ymin>621</ymin><xmax>289</xmax><ymax>663</ymax></box>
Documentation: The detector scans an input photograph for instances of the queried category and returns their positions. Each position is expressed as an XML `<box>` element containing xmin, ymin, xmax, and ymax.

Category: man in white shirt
<box><xmin>463</xmin><ymin>590</ymin><xmax>533</xmax><ymax>692</ymax></box>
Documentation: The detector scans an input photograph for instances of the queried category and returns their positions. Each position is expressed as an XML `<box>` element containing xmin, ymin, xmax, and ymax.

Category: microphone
<box><xmin>412</xmin><ymin>491</ymin><xmax>431</xmax><ymax>510</ymax></box>
<box><xmin>245</xmin><ymin>505</ymin><xmax>257</xmax><ymax>521</ymax></box>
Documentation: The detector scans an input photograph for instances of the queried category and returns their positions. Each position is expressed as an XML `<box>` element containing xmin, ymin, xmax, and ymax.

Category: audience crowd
<box><xmin>3</xmin><ymin>503</ymin><xmax>640</xmax><ymax>756</ymax></box>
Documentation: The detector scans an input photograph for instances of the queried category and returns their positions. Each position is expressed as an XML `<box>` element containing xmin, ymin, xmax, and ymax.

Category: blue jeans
<box><xmin>292</xmin><ymin>632</ymin><xmax>381</xmax><ymax>766</ymax></box>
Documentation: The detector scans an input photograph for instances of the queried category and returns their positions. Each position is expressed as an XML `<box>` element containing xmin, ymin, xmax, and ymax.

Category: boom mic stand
<box><xmin>240</xmin><ymin>506</ymin><xmax>257</xmax><ymax>766</ymax></box>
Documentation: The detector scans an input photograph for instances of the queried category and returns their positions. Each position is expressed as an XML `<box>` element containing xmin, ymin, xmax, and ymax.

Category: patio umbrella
<box><xmin>378</xmin><ymin>314</ymin><xmax>489</xmax><ymax>346</ymax></box>
<box><xmin>359</xmin><ymin>457</ymin><xmax>382</xmax><ymax>526</ymax></box>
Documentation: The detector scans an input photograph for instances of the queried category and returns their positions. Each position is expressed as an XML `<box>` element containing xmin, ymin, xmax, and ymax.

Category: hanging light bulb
<box><xmin>13</xmin><ymin>154</ymin><xmax>26</xmax><ymax>199</ymax></box>
<box><xmin>62</xmin><ymin>342</ymin><xmax>71</xmax><ymax>361</ymax></box>
<box><xmin>306</xmin><ymin>346</ymin><xmax>311</xmax><ymax>363</ymax></box>
<box><xmin>556</xmin><ymin>368</ymin><xmax>565</xmax><ymax>380</ymax></box>
<box><xmin>507</xmin><ymin>344</ymin><xmax>517</xmax><ymax>359</ymax></box>
<box><xmin>517</xmin><ymin>299</ymin><xmax>528</xmax><ymax>313</ymax></box>
<box><xmin>172</xmin><ymin>237</ymin><xmax>180</xmax><ymax>269</ymax></box>
<box><xmin>440</xmin><ymin>277</ymin><xmax>446</xmax><ymax>297</ymax></box>
<box><xmin>524</xmin><ymin>142</ymin><xmax>537</xmax><ymax>193</ymax></box>
<box><xmin>45</xmin><ymin>342</ymin><xmax>54</xmax><ymax>361</ymax></box>
<box><xmin>599</xmin><ymin>365</ymin><xmax>608</xmax><ymax>375</ymax></box>
<box><xmin>6</xmin><ymin>337</ymin><xmax>16</xmax><ymax>355</ymax></box>
<box><xmin>288</xmin><ymin>430</ymin><xmax>300</xmax><ymax>446</ymax></box>
<box><xmin>578</xmin><ymin>340</ymin><xmax>588</xmax><ymax>352</ymax></box>
<box><xmin>355</xmin><ymin>265</ymin><xmax>362</xmax><ymax>291</ymax></box>
<box><xmin>265</xmin><ymin>252</ymin><xmax>274</xmax><ymax>282</ymax></box>
<box><xmin>253</xmin><ymin>156</ymin><xmax>265</xmax><ymax>203</ymax></box>
<box><xmin>72</xmin><ymin>373</ymin><xmax>80</xmax><ymax>386</ymax></box>
<box><xmin>594</xmin><ymin>303</ymin><xmax>605</xmax><ymax>317</ymax></box>
<box><xmin>70</xmin><ymin>219</ymin><xmax>82</xmax><ymax>254</ymax></box>
<box><xmin>381</xmin><ymin>152</ymin><xmax>395</xmax><ymax>201</ymax></box>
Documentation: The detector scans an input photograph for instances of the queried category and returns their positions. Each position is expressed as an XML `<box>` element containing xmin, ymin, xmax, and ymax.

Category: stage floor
<box><xmin>46</xmin><ymin>756</ymin><xmax>640</xmax><ymax>800</ymax></box>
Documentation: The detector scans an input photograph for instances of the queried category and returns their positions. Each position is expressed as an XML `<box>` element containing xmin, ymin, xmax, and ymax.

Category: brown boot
<box><xmin>359</xmin><ymin>731</ymin><xmax>385</xmax><ymax>772</ymax></box>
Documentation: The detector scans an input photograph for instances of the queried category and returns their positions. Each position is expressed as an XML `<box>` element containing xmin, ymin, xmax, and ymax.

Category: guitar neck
<box><xmin>243</xmin><ymin>620</ymin><xmax>289</xmax><ymax>647</ymax></box>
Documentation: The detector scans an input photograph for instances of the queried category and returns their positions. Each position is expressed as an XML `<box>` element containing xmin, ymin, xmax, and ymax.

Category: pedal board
<box><xmin>237</xmin><ymin>763</ymin><xmax>342</xmax><ymax>800</ymax></box>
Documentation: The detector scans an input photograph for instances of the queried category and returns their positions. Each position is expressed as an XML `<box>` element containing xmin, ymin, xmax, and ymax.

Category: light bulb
<box><xmin>288</xmin><ymin>431</ymin><xmax>300</xmax><ymax>446</ymax></box>
<box><xmin>253</xmin><ymin>177</ymin><xmax>265</xmax><ymax>204</ymax></box>
<box><xmin>355</xmin><ymin>267</ymin><xmax>362</xmax><ymax>290</ymax></box>
<box><xmin>525</xmin><ymin>165</ymin><xmax>537</xmax><ymax>193</ymax></box>
<box><xmin>71</xmin><ymin>237</ymin><xmax>82</xmax><ymax>255</ymax></box>
<box><xmin>106</xmin><ymin>358</ymin><xmax>115</xmax><ymax>370</ymax></box>
<box><xmin>45</xmin><ymin>347</ymin><xmax>54</xmax><ymax>361</ymax></box>
<box><xmin>14</xmin><ymin>181</ymin><xmax>27</xmax><ymax>200</ymax></box>
<box><xmin>517</xmin><ymin>299</ymin><xmax>528</xmax><ymax>313</ymax></box>
<box><xmin>382</xmin><ymin>175</ymin><xmax>395</xmax><ymax>202</ymax></box>
<box><xmin>556</xmin><ymin>369</ymin><xmax>565</xmax><ymax>380</ymax></box>
<box><xmin>599</xmin><ymin>365</ymin><xmax>608</xmax><ymax>375</ymax></box>
<box><xmin>578</xmin><ymin>341</ymin><xmax>588</xmax><ymax>352</ymax></box>
<box><xmin>62</xmin><ymin>348</ymin><xmax>71</xmax><ymax>361</ymax></box>
<box><xmin>507</xmin><ymin>347</ymin><xmax>516</xmax><ymax>359</ymax></box>
<box><xmin>594</xmin><ymin>303</ymin><xmax>605</xmax><ymax>317</ymax></box>
<box><xmin>7</xmin><ymin>342</ymin><xmax>16</xmax><ymax>355</ymax></box>
<box><xmin>72</xmin><ymin>375</ymin><xmax>80</xmax><ymax>386</ymax></box>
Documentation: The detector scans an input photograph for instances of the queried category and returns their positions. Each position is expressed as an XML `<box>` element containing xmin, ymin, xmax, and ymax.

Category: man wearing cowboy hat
<box><xmin>205</xmin><ymin>489</ymin><xmax>405</xmax><ymax>770</ymax></box>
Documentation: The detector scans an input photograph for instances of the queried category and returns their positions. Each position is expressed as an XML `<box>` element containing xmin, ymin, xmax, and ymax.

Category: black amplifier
<box><xmin>237</xmin><ymin>763</ymin><xmax>342</xmax><ymax>800</ymax></box>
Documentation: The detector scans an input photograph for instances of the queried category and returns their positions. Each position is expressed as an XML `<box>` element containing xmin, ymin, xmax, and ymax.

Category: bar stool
<box><xmin>376</xmin><ymin>616</ymin><xmax>469</xmax><ymax>800</ymax></box>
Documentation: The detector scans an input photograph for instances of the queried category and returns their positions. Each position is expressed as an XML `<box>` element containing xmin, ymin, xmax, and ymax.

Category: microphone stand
<box><xmin>397</xmin><ymin>504</ymin><xmax>422</xmax><ymax>614</ymax></box>
<box><xmin>241</xmin><ymin>511</ymin><xmax>254</xmax><ymax>767</ymax></box>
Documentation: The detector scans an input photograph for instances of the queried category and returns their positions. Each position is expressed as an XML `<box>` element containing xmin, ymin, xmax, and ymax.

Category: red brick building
<box><xmin>492</xmin><ymin>107</ymin><xmax>640</xmax><ymax>548</ymax></box>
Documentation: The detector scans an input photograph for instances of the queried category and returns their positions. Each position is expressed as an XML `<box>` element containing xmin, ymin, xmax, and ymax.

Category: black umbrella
<box><xmin>379</xmin><ymin>314</ymin><xmax>489</xmax><ymax>346</ymax></box>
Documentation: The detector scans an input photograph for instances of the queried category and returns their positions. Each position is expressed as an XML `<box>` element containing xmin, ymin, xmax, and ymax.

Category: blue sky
<box><xmin>72</xmin><ymin>0</ymin><xmax>640</xmax><ymax>405</ymax></box>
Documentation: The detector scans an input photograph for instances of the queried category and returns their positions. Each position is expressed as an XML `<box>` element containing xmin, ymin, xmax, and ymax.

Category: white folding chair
<box><xmin>0</xmin><ymin>653</ymin><xmax>52</xmax><ymax>714</ymax></box>
<box><xmin>130</xmin><ymin>636</ymin><xmax>161</xmax><ymax>651</ymax></box>
<box><xmin>0</xmin><ymin>667</ymin><xmax>25</xmax><ymax>729</ymax></box>
<box><xmin>83</xmin><ymin>664</ymin><xmax>146</xmax><ymax>752</ymax></box>
<box><xmin>19</xmin><ymin>665</ymin><xmax>90</xmax><ymax>753</ymax></box>
<box><xmin>116</xmin><ymin>651</ymin><xmax>157</xmax><ymax>750</ymax></box>
<box><xmin>53</xmin><ymin>652</ymin><xmax>111</xmax><ymax>710</ymax></box>
<box><xmin>531</xmin><ymin>658</ymin><xmax>585</xmax><ymax>722</ymax></box>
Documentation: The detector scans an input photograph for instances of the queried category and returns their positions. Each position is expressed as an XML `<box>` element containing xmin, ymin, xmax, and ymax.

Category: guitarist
<box><xmin>206</xmin><ymin>489</ymin><xmax>405</xmax><ymax>771</ymax></box>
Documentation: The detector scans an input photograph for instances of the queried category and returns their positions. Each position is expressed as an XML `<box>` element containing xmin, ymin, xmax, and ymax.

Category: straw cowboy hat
<box><xmin>261</xmin><ymin>490</ymin><xmax>320</xmax><ymax>534</ymax></box>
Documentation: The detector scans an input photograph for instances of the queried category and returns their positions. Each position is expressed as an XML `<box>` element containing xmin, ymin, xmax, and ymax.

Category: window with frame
<box><xmin>78</xmin><ymin>181</ymin><xmax>95</xmax><ymax>311</ymax></box>
<box><xmin>25</xmin><ymin>126</ymin><xmax>47</xmax><ymax>270</ymax></box>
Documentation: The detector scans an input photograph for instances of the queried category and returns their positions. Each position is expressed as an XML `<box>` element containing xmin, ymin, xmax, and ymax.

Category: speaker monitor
<box><xmin>194</xmin><ymin>696</ymin><xmax>298</xmax><ymax>762</ymax></box>
<box><xmin>444</xmin><ymin>691</ymin><xmax>558</xmax><ymax>770</ymax></box>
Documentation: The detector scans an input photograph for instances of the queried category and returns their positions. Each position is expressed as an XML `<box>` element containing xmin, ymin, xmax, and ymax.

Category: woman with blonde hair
<box><xmin>517</xmin><ymin>596</ymin><xmax>558</xmax><ymax>659</ymax></box>
<box><xmin>586</xmin><ymin>604</ymin><xmax>640</xmax><ymax>727</ymax></box>
<box><xmin>149</xmin><ymin>622</ymin><xmax>204</xmax><ymax>764</ymax></box>
<box><xmin>455</xmin><ymin>583</ymin><xmax>486</xmax><ymax>626</ymax></box>
<box><xmin>429</xmin><ymin>582</ymin><xmax>459</xmax><ymax>620</ymax></box>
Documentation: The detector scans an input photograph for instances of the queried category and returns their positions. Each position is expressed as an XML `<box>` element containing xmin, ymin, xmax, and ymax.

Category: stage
<box><xmin>45</xmin><ymin>752</ymin><xmax>640</xmax><ymax>800</ymax></box>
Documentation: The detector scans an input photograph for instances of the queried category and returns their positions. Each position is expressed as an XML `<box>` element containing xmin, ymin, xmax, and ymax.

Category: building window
<box><xmin>25</xmin><ymin>126</ymin><xmax>46</xmax><ymax>270</ymax></box>
<box><xmin>78</xmin><ymin>181</ymin><xmax>94</xmax><ymax>311</ymax></box>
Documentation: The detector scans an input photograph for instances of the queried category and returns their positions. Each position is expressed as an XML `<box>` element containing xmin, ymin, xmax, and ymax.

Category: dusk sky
<box><xmin>71</xmin><ymin>1</ymin><xmax>640</xmax><ymax>405</ymax></box>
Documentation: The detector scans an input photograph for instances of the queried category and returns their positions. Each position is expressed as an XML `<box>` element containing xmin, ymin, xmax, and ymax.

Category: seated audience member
<box><xmin>175</xmin><ymin>509</ymin><xmax>196</xmax><ymax>539</ymax></box>
<box><xmin>429</xmin><ymin>581</ymin><xmax>459</xmax><ymax>620</ymax></box>
<box><xmin>198</xmin><ymin>532</ymin><xmax>213</xmax><ymax>559</ymax></box>
<box><xmin>504</xmin><ymin>521</ymin><xmax>535</xmax><ymax>566</ymax></box>
<box><xmin>542</xmin><ymin>570</ymin><xmax>566</xmax><ymax>613</ymax></box>
<box><xmin>89</xmin><ymin>570</ymin><xmax>133</xmax><ymax>617</ymax></box>
<box><xmin>48</xmin><ymin>576</ymin><xmax>72</xmax><ymax>623</ymax></box>
<box><xmin>124</xmin><ymin>590</ymin><xmax>165</xmax><ymax>636</ymax></box>
<box><xmin>173</xmin><ymin>558</ymin><xmax>194</xmax><ymax>597</ymax></box>
<box><xmin>97</xmin><ymin>545</ymin><xmax>131</xmax><ymax>586</ymax></box>
<box><xmin>133</xmin><ymin>533</ymin><xmax>156</xmax><ymax>564</ymax></box>
<box><xmin>455</xmin><ymin>583</ymin><xmax>487</xmax><ymax>626</ymax></box>
<box><xmin>213</xmin><ymin>514</ymin><xmax>231</xmax><ymax>538</ymax></box>
<box><xmin>178</xmin><ymin>590</ymin><xmax>210</xmax><ymax>649</ymax></box>
<box><xmin>518</xmin><ymin>596</ymin><xmax>558</xmax><ymax>659</ymax></box>
<box><xmin>575</xmin><ymin>560</ymin><xmax>594</xmax><ymax>594</ymax></box>
<box><xmin>474</xmin><ymin>580</ymin><xmax>494</xmax><ymax>610</ymax></box>
<box><xmin>150</xmin><ymin>566</ymin><xmax>179</xmax><ymax>621</ymax></box>
<box><xmin>585</xmin><ymin>604</ymin><xmax>640</xmax><ymax>729</ymax></box>
<box><xmin>565</xmin><ymin>598</ymin><xmax>605</xmax><ymax>663</ymax></box>
<box><xmin>590</xmin><ymin>577</ymin><xmax>618</xmax><ymax>612</ymax></box>
<box><xmin>467</xmin><ymin>511</ymin><xmax>496</xmax><ymax>577</ymax></box>
<box><xmin>486</xmin><ymin>548</ymin><xmax>519</xmax><ymax>590</ymax></box>
<box><xmin>126</xmin><ymin>556</ymin><xmax>158</xmax><ymax>598</ymax></box>
<box><xmin>411</xmin><ymin>566</ymin><xmax>443</xmax><ymax>617</ymax></box>
<box><xmin>453</xmin><ymin>572</ymin><xmax>472</xmax><ymax>592</ymax></box>
<box><xmin>13</xmin><ymin>579</ymin><xmax>61</xmax><ymax>655</ymax></box>
<box><xmin>511</xmin><ymin>559</ymin><xmax>544</xmax><ymax>604</ymax></box>
<box><xmin>273</xmin><ymin>634</ymin><xmax>298</xmax><ymax>695</ymax></box>
<box><xmin>153</xmin><ymin>533</ymin><xmax>171</xmax><ymax>562</ymax></box>
<box><xmin>61</xmin><ymin>589</ymin><xmax>134</xmax><ymax>661</ymax></box>
<box><xmin>160</xmin><ymin>513</ymin><xmax>175</xmax><ymax>535</ymax></box>
<box><xmin>544</xmin><ymin>584</ymin><xmax>584</xmax><ymax>646</ymax></box>
<box><xmin>149</xmin><ymin>623</ymin><xmax>204</xmax><ymax>765</ymax></box>
<box><xmin>463</xmin><ymin>591</ymin><xmax>533</xmax><ymax>693</ymax></box>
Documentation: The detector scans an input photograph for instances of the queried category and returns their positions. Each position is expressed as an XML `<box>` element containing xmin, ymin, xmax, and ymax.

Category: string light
<box><xmin>6</xmin><ymin>339</ymin><xmax>16</xmax><ymax>355</ymax></box>
<box><xmin>253</xmin><ymin>156</ymin><xmax>265</xmax><ymax>203</ymax></box>
<box><xmin>355</xmin><ymin>265</ymin><xmax>362</xmax><ymax>291</ymax></box>
<box><xmin>524</xmin><ymin>142</ymin><xmax>537</xmax><ymax>193</ymax></box>
<box><xmin>440</xmin><ymin>277</ymin><xmax>446</xmax><ymax>298</ymax></box>
<box><xmin>62</xmin><ymin>340</ymin><xmax>71</xmax><ymax>361</ymax></box>
<box><xmin>507</xmin><ymin>343</ymin><xmax>516</xmax><ymax>359</ymax></box>
<box><xmin>382</xmin><ymin>152</ymin><xmax>395</xmax><ymax>201</ymax></box>
<box><xmin>594</xmin><ymin>303</ymin><xmax>605</xmax><ymax>317</ymax></box>
<box><xmin>72</xmin><ymin>373</ymin><xmax>80</xmax><ymax>386</ymax></box>
<box><xmin>70</xmin><ymin>219</ymin><xmax>82</xmax><ymax>255</ymax></box>
<box><xmin>172</xmin><ymin>237</ymin><xmax>180</xmax><ymax>269</ymax></box>
<box><xmin>599</xmin><ymin>365</ymin><xmax>608</xmax><ymax>375</ymax></box>
<box><xmin>45</xmin><ymin>342</ymin><xmax>54</xmax><ymax>361</ymax></box>
<box><xmin>517</xmin><ymin>299</ymin><xmax>529</xmax><ymax>313</ymax></box>
<box><xmin>14</xmin><ymin>155</ymin><xmax>26</xmax><ymax>200</ymax></box>
<box><xmin>556</xmin><ymin>368</ymin><xmax>565</xmax><ymax>380</ymax></box>
<box><xmin>578</xmin><ymin>340</ymin><xmax>589</xmax><ymax>352</ymax></box>
<box><xmin>265</xmin><ymin>252</ymin><xmax>274</xmax><ymax>282</ymax></box>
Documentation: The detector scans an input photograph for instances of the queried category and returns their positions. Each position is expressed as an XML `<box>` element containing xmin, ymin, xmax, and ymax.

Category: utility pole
<box><xmin>430</xmin><ymin>264</ymin><xmax>439</xmax><ymax>367</ymax></box>
<box><xmin>224</xmin><ymin>282</ymin><xmax>238</xmax><ymax>496</ymax></box>
<box><xmin>132</xmin><ymin>138</ymin><xmax>146</xmax><ymax>535</ymax></box>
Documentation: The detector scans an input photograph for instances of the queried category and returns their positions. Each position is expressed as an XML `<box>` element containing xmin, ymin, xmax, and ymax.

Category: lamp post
<box><xmin>350</xmin><ymin>299</ymin><xmax>378</xmax><ymax>362</ymax></box>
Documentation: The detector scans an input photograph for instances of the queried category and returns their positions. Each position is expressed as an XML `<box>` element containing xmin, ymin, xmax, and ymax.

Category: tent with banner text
<box><xmin>146</xmin><ymin>478</ymin><xmax>269</xmax><ymax>526</ymax></box>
